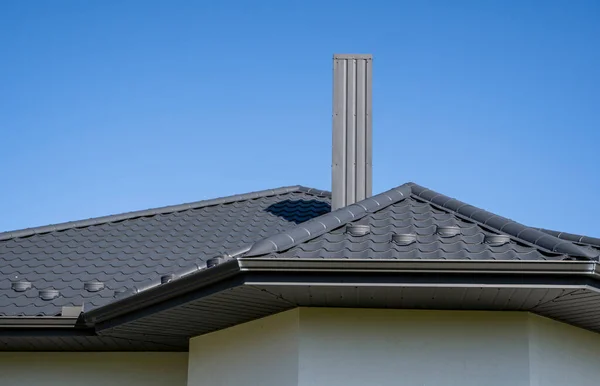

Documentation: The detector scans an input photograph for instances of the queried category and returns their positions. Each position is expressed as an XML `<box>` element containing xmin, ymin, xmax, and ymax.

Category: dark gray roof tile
<box><xmin>244</xmin><ymin>183</ymin><xmax>597</xmax><ymax>262</ymax></box>
<box><xmin>3</xmin><ymin>181</ymin><xmax>599</xmax><ymax>318</ymax></box>
<box><xmin>0</xmin><ymin>186</ymin><xmax>331</xmax><ymax>316</ymax></box>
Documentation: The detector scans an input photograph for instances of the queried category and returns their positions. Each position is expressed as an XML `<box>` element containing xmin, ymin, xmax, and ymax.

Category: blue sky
<box><xmin>1</xmin><ymin>1</ymin><xmax>598</xmax><ymax>235</ymax></box>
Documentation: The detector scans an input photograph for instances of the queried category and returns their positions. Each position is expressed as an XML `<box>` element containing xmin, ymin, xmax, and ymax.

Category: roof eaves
<box><xmin>0</xmin><ymin>185</ymin><xmax>317</xmax><ymax>242</ymax></box>
<box><xmin>243</xmin><ymin>184</ymin><xmax>412</xmax><ymax>257</ymax></box>
<box><xmin>89</xmin><ymin>257</ymin><xmax>600</xmax><ymax>339</ymax></box>
<box><xmin>410</xmin><ymin>184</ymin><xmax>599</xmax><ymax>260</ymax></box>
<box><xmin>83</xmin><ymin>259</ymin><xmax>242</xmax><ymax>325</ymax></box>
<box><xmin>237</xmin><ymin>257</ymin><xmax>598</xmax><ymax>276</ymax></box>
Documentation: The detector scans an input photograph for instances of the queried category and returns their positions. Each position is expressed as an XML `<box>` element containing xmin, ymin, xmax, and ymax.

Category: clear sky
<box><xmin>1</xmin><ymin>1</ymin><xmax>598</xmax><ymax>236</ymax></box>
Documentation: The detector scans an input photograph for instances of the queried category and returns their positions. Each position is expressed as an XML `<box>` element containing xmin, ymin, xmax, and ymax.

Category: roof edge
<box><xmin>410</xmin><ymin>183</ymin><xmax>599</xmax><ymax>260</ymax></box>
<box><xmin>0</xmin><ymin>316</ymin><xmax>79</xmax><ymax>328</ymax></box>
<box><xmin>537</xmin><ymin>228</ymin><xmax>600</xmax><ymax>248</ymax></box>
<box><xmin>83</xmin><ymin>259</ymin><xmax>242</xmax><ymax>325</ymax></box>
<box><xmin>0</xmin><ymin>185</ymin><xmax>328</xmax><ymax>241</ymax></box>
<box><xmin>238</xmin><ymin>257</ymin><xmax>597</xmax><ymax>275</ymax></box>
<box><xmin>87</xmin><ymin>258</ymin><xmax>600</xmax><ymax>338</ymax></box>
<box><xmin>244</xmin><ymin>184</ymin><xmax>412</xmax><ymax>257</ymax></box>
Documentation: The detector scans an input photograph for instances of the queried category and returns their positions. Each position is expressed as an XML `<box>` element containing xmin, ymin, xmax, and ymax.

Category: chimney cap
<box><xmin>333</xmin><ymin>54</ymin><xmax>373</xmax><ymax>60</ymax></box>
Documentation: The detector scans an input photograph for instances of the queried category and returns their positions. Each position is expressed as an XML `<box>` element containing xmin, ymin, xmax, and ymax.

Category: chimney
<box><xmin>332</xmin><ymin>54</ymin><xmax>373</xmax><ymax>211</ymax></box>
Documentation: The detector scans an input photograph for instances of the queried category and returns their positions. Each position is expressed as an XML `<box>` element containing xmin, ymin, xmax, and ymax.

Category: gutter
<box><xmin>83</xmin><ymin>259</ymin><xmax>242</xmax><ymax>325</ymax></box>
<box><xmin>85</xmin><ymin>258</ymin><xmax>600</xmax><ymax>328</ymax></box>
<box><xmin>237</xmin><ymin>258</ymin><xmax>598</xmax><ymax>276</ymax></box>
<box><xmin>0</xmin><ymin>316</ymin><xmax>79</xmax><ymax>329</ymax></box>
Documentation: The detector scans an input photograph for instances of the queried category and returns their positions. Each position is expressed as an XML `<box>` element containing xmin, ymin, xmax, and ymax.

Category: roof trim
<box><xmin>244</xmin><ymin>184</ymin><xmax>412</xmax><ymax>257</ymax></box>
<box><xmin>0</xmin><ymin>185</ymin><xmax>329</xmax><ymax>241</ymax></box>
<box><xmin>237</xmin><ymin>258</ymin><xmax>597</xmax><ymax>276</ymax></box>
<box><xmin>84</xmin><ymin>259</ymin><xmax>242</xmax><ymax>325</ymax></box>
<box><xmin>409</xmin><ymin>183</ymin><xmax>599</xmax><ymax>260</ymax></box>
<box><xmin>87</xmin><ymin>257</ymin><xmax>598</xmax><ymax>329</ymax></box>
<box><xmin>0</xmin><ymin>316</ymin><xmax>79</xmax><ymax>328</ymax></box>
<box><xmin>538</xmin><ymin>228</ymin><xmax>600</xmax><ymax>248</ymax></box>
<box><xmin>88</xmin><ymin>257</ymin><xmax>600</xmax><ymax>340</ymax></box>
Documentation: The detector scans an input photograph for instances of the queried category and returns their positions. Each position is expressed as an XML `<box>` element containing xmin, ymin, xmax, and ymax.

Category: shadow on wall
<box><xmin>265</xmin><ymin>200</ymin><xmax>331</xmax><ymax>224</ymax></box>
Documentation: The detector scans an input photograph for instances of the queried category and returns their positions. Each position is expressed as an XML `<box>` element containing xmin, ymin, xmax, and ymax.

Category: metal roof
<box><xmin>242</xmin><ymin>183</ymin><xmax>599</xmax><ymax>260</ymax></box>
<box><xmin>0</xmin><ymin>186</ymin><xmax>330</xmax><ymax>317</ymax></box>
<box><xmin>3</xmin><ymin>181</ymin><xmax>600</xmax><ymax>351</ymax></box>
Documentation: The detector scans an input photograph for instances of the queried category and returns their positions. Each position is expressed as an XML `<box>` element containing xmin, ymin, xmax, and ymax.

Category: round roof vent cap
<box><xmin>346</xmin><ymin>224</ymin><xmax>371</xmax><ymax>237</ymax></box>
<box><xmin>484</xmin><ymin>234</ymin><xmax>511</xmax><ymax>246</ymax></box>
<box><xmin>392</xmin><ymin>233</ymin><xmax>417</xmax><ymax>245</ymax></box>
<box><xmin>39</xmin><ymin>289</ymin><xmax>60</xmax><ymax>301</ymax></box>
<box><xmin>437</xmin><ymin>226</ymin><xmax>461</xmax><ymax>238</ymax></box>
<box><xmin>11</xmin><ymin>281</ymin><xmax>32</xmax><ymax>292</ymax></box>
<box><xmin>84</xmin><ymin>281</ymin><xmax>105</xmax><ymax>292</ymax></box>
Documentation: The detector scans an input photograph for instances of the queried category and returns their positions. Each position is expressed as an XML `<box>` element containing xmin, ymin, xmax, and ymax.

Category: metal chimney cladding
<box><xmin>332</xmin><ymin>54</ymin><xmax>373</xmax><ymax>211</ymax></box>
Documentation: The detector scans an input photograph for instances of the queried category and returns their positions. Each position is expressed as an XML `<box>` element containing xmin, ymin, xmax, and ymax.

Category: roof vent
<box><xmin>84</xmin><ymin>281</ymin><xmax>104</xmax><ymax>292</ymax></box>
<box><xmin>484</xmin><ymin>234</ymin><xmax>511</xmax><ymax>246</ymax></box>
<box><xmin>392</xmin><ymin>233</ymin><xmax>417</xmax><ymax>245</ymax></box>
<box><xmin>39</xmin><ymin>289</ymin><xmax>60</xmax><ymax>301</ymax></box>
<box><xmin>207</xmin><ymin>256</ymin><xmax>224</xmax><ymax>268</ymax></box>
<box><xmin>346</xmin><ymin>224</ymin><xmax>371</xmax><ymax>236</ymax></box>
<box><xmin>11</xmin><ymin>281</ymin><xmax>32</xmax><ymax>292</ymax></box>
<box><xmin>113</xmin><ymin>288</ymin><xmax>127</xmax><ymax>298</ymax></box>
<box><xmin>161</xmin><ymin>274</ymin><xmax>175</xmax><ymax>284</ymax></box>
<box><xmin>436</xmin><ymin>226</ymin><xmax>461</xmax><ymax>238</ymax></box>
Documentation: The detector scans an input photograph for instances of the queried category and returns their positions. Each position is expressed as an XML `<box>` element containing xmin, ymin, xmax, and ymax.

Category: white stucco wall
<box><xmin>528</xmin><ymin>314</ymin><xmax>600</xmax><ymax>386</ymax></box>
<box><xmin>298</xmin><ymin>308</ymin><xmax>531</xmax><ymax>386</ymax></box>
<box><xmin>187</xmin><ymin>308</ymin><xmax>600</xmax><ymax>386</ymax></box>
<box><xmin>187</xmin><ymin>309</ymin><xmax>299</xmax><ymax>386</ymax></box>
<box><xmin>0</xmin><ymin>352</ymin><xmax>188</xmax><ymax>386</ymax></box>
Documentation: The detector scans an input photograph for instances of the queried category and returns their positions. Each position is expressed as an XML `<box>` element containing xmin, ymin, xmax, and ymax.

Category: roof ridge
<box><xmin>244</xmin><ymin>184</ymin><xmax>412</xmax><ymax>257</ymax></box>
<box><xmin>537</xmin><ymin>228</ymin><xmax>600</xmax><ymax>248</ymax></box>
<box><xmin>0</xmin><ymin>185</ymin><xmax>324</xmax><ymax>242</ymax></box>
<box><xmin>409</xmin><ymin>183</ymin><xmax>599</xmax><ymax>260</ymax></box>
<box><xmin>295</xmin><ymin>186</ymin><xmax>332</xmax><ymax>197</ymax></box>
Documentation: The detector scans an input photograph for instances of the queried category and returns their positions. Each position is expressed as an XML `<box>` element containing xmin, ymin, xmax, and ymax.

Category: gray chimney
<box><xmin>332</xmin><ymin>54</ymin><xmax>373</xmax><ymax>211</ymax></box>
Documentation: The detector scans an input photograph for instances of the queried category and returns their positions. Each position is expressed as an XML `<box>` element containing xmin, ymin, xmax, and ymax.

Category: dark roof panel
<box><xmin>242</xmin><ymin>183</ymin><xmax>599</xmax><ymax>261</ymax></box>
<box><xmin>3</xmin><ymin>181</ymin><xmax>599</xmax><ymax>323</ymax></box>
<box><xmin>0</xmin><ymin>186</ymin><xmax>331</xmax><ymax>316</ymax></box>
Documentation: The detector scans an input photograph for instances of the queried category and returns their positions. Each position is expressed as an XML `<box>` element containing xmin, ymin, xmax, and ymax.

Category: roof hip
<box><xmin>244</xmin><ymin>184</ymin><xmax>412</xmax><ymax>257</ymax></box>
<box><xmin>409</xmin><ymin>183</ymin><xmax>598</xmax><ymax>260</ymax></box>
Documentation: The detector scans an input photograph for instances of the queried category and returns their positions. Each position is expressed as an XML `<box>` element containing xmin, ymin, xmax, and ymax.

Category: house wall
<box><xmin>0</xmin><ymin>352</ymin><xmax>188</xmax><ymax>386</ymax></box>
<box><xmin>187</xmin><ymin>309</ymin><xmax>299</xmax><ymax>386</ymax></box>
<box><xmin>186</xmin><ymin>308</ymin><xmax>600</xmax><ymax>386</ymax></box>
<box><xmin>297</xmin><ymin>308</ymin><xmax>531</xmax><ymax>386</ymax></box>
<box><xmin>528</xmin><ymin>314</ymin><xmax>600</xmax><ymax>386</ymax></box>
